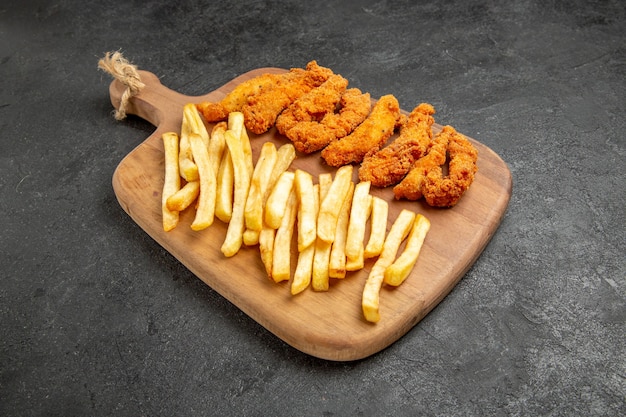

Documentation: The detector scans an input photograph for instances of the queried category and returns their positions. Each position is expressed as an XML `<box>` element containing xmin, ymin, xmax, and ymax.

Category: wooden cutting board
<box><xmin>109</xmin><ymin>68</ymin><xmax>512</xmax><ymax>361</ymax></box>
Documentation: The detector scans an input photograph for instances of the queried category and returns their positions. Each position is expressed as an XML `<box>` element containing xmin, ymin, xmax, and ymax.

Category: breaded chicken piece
<box><xmin>243</xmin><ymin>60</ymin><xmax>334</xmax><ymax>134</ymax></box>
<box><xmin>358</xmin><ymin>103</ymin><xmax>436</xmax><ymax>187</ymax></box>
<box><xmin>393</xmin><ymin>126</ymin><xmax>450</xmax><ymax>201</ymax></box>
<box><xmin>319</xmin><ymin>88</ymin><xmax>371</xmax><ymax>140</ymax></box>
<box><xmin>321</xmin><ymin>94</ymin><xmax>402</xmax><ymax>167</ymax></box>
<box><xmin>421</xmin><ymin>127</ymin><xmax>478</xmax><ymax>207</ymax></box>
<box><xmin>196</xmin><ymin>72</ymin><xmax>281</xmax><ymax>122</ymax></box>
<box><xmin>281</xmin><ymin>87</ymin><xmax>371</xmax><ymax>154</ymax></box>
<box><xmin>275</xmin><ymin>74</ymin><xmax>349</xmax><ymax>135</ymax></box>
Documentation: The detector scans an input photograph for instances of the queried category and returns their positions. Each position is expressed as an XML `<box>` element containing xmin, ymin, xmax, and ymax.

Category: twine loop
<box><xmin>98</xmin><ymin>51</ymin><xmax>145</xmax><ymax>120</ymax></box>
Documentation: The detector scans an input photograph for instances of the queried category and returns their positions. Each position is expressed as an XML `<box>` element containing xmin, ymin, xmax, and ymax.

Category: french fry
<box><xmin>208</xmin><ymin>122</ymin><xmax>227</xmax><ymax>184</ymax></box>
<box><xmin>166</xmin><ymin>180</ymin><xmax>200</xmax><ymax>212</ymax></box>
<box><xmin>242</xmin><ymin>142</ymin><xmax>279</xmax><ymax>247</ymax></box>
<box><xmin>227</xmin><ymin>111</ymin><xmax>245</xmax><ymax>140</ymax></box>
<box><xmin>292</xmin><ymin>184</ymin><xmax>320</xmax><ymax>295</ymax></box>
<box><xmin>228</xmin><ymin>112</ymin><xmax>254</xmax><ymax>180</ymax></box>
<box><xmin>271</xmin><ymin>188</ymin><xmax>297</xmax><ymax>282</ymax></box>
<box><xmin>242</xmin><ymin>229</ymin><xmax>260</xmax><ymax>246</ymax></box>
<box><xmin>317</xmin><ymin>173</ymin><xmax>333</xmax><ymax>194</ymax></box>
<box><xmin>178</xmin><ymin>136</ymin><xmax>198</xmax><ymax>181</ymax></box>
<box><xmin>259</xmin><ymin>226</ymin><xmax>275</xmax><ymax>277</ymax></box>
<box><xmin>178</xmin><ymin>108</ymin><xmax>199</xmax><ymax>182</ymax></box>
<box><xmin>317</xmin><ymin>165</ymin><xmax>354</xmax><ymax>244</ymax></box>
<box><xmin>189</xmin><ymin>133</ymin><xmax>217</xmax><ymax>231</ymax></box>
<box><xmin>294</xmin><ymin>169</ymin><xmax>316</xmax><ymax>252</ymax></box>
<box><xmin>292</xmin><ymin>244</ymin><xmax>315</xmax><ymax>294</ymax></box>
<box><xmin>345</xmin><ymin>181</ymin><xmax>372</xmax><ymax>271</ymax></box>
<box><xmin>240</xmin><ymin>122</ymin><xmax>254</xmax><ymax>181</ymax></box>
<box><xmin>161</xmin><ymin>132</ymin><xmax>180</xmax><ymax>231</ymax></box>
<box><xmin>384</xmin><ymin>214</ymin><xmax>430</xmax><ymax>286</ymax></box>
<box><xmin>266</xmin><ymin>143</ymin><xmax>296</xmax><ymax>200</ymax></box>
<box><xmin>328</xmin><ymin>182</ymin><xmax>355</xmax><ymax>279</ymax></box>
<box><xmin>362</xmin><ymin>209</ymin><xmax>416</xmax><ymax>323</ymax></box>
<box><xmin>258</xmin><ymin>144</ymin><xmax>296</xmax><ymax>277</ymax></box>
<box><xmin>312</xmin><ymin>174</ymin><xmax>333</xmax><ymax>291</ymax></box>
<box><xmin>245</xmin><ymin>142</ymin><xmax>278</xmax><ymax>233</ymax></box>
<box><xmin>312</xmin><ymin>240</ymin><xmax>332</xmax><ymax>291</ymax></box>
<box><xmin>264</xmin><ymin>171</ymin><xmax>295</xmax><ymax>229</ymax></box>
<box><xmin>364</xmin><ymin>196</ymin><xmax>389</xmax><ymax>259</ymax></box>
<box><xmin>183</xmin><ymin>103</ymin><xmax>210</xmax><ymax>147</ymax></box>
<box><xmin>215</xmin><ymin>146</ymin><xmax>234</xmax><ymax>223</ymax></box>
<box><xmin>221</xmin><ymin>130</ymin><xmax>252</xmax><ymax>257</ymax></box>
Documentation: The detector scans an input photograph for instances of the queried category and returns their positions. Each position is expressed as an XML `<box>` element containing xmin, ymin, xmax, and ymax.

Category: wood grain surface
<box><xmin>109</xmin><ymin>68</ymin><xmax>512</xmax><ymax>361</ymax></box>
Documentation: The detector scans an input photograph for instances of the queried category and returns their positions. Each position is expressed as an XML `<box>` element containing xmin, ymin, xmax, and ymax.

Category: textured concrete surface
<box><xmin>1</xmin><ymin>1</ymin><xmax>624</xmax><ymax>416</ymax></box>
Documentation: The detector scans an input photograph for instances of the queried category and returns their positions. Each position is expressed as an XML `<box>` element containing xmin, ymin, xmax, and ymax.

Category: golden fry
<box><xmin>240</xmin><ymin>122</ymin><xmax>254</xmax><ymax>181</ymax></box>
<box><xmin>178</xmin><ymin>106</ymin><xmax>203</xmax><ymax>182</ymax></box>
<box><xmin>215</xmin><ymin>146</ymin><xmax>234</xmax><ymax>223</ymax></box>
<box><xmin>227</xmin><ymin>111</ymin><xmax>245</xmax><ymax>139</ymax></box>
<box><xmin>228</xmin><ymin>112</ymin><xmax>254</xmax><ymax>179</ymax></box>
<box><xmin>208</xmin><ymin>122</ymin><xmax>227</xmax><ymax>185</ymax></box>
<box><xmin>264</xmin><ymin>171</ymin><xmax>295</xmax><ymax>229</ymax></box>
<box><xmin>364</xmin><ymin>196</ymin><xmax>388</xmax><ymax>259</ymax></box>
<box><xmin>345</xmin><ymin>181</ymin><xmax>372</xmax><ymax>271</ymax></box>
<box><xmin>317</xmin><ymin>173</ymin><xmax>333</xmax><ymax>195</ymax></box>
<box><xmin>178</xmin><ymin>129</ymin><xmax>198</xmax><ymax>182</ymax></box>
<box><xmin>294</xmin><ymin>169</ymin><xmax>316</xmax><ymax>252</ymax></box>
<box><xmin>221</xmin><ymin>130</ymin><xmax>252</xmax><ymax>257</ymax></box>
<box><xmin>259</xmin><ymin>226</ymin><xmax>275</xmax><ymax>278</ymax></box>
<box><xmin>242</xmin><ymin>228</ymin><xmax>260</xmax><ymax>246</ymax></box>
<box><xmin>317</xmin><ymin>165</ymin><xmax>353</xmax><ymax>244</ymax></box>
<box><xmin>189</xmin><ymin>133</ymin><xmax>217</xmax><ymax>231</ymax></box>
<box><xmin>292</xmin><ymin>244</ymin><xmax>315</xmax><ymax>294</ymax></box>
<box><xmin>384</xmin><ymin>214</ymin><xmax>430</xmax><ymax>286</ymax></box>
<box><xmin>265</xmin><ymin>143</ymin><xmax>297</xmax><ymax>202</ymax></box>
<box><xmin>245</xmin><ymin>142</ymin><xmax>278</xmax><ymax>232</ymax></box>
<box><xmin>252</xmin><ymin>144</ymin><xmax>295</xmax><ymax>252</ymax></box>
<box><xmin>271</xmin><ymin>189</ymin><xmax>298</xmax><ymax>282</ymax></box>
<box><xmin>183</xmin><ymin>103</ymin><xmax>210</xmax><ymax>146</ymax></box>
<box><xmin>312</xmin><ymin>239</ymin><xmax>332</xmax><ymax>291</ymax></box>
<box><xmin>162</xmin><ymin>132</ymin><xmax>180</xmax><ymax>231</ymax></box>
<box><xmin>166</xmin><ymin>180</ymin><xmax>200</xmax><ymax>212</ymax></box>
<box><xmin>292</xmin><ymin>184</ymin><xmax>320</xmax><ymax>294</ymax></box>
<box><xmin>362</xmin><ymin>209</ymin><xmax>415</xmax><ymax>323</ymax></box>
<box><xmin>328</xmin><ymin>182</ymin><xmax>355</xmax><ymax>279</ymax></box>
<box><xmin>311</xmin><ymin>173</ymin><xmax>333</xmax><ymax>291</ymax></box>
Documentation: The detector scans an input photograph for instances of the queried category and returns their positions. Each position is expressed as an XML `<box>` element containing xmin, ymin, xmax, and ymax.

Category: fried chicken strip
<box><xmin>358</xmin><ymin>103</ymin><xmax>436</xmax><ymax>187</ymax></box>
<box><xmin>318</xmin><ymin>88</ymin><xmax>372</xmax><ymax>140</ymax></box>
<box><xmin>275</xmin><ymin>74</ymin><xmax>349</xmax><ymax>135</ymax></box>
<box><xmin>421</xmin><ymin>127</ymin><xmax>478</xmax><ymax>207</ymax></box>
<box><xmin>393</xmin><ymin>126</ymin><xmax>450</xmax><ymax>200</ymax></box>
<box><xmin>281</xmin><ymin>88</ymin><xmax>371</xmax><ymax>154</ymax></box>
<box><xmin>321</xmin><ymin>94</ymin><xmax>402</xmax><ymax>167</ymax></box>
<box><xmin>196</xmin><ymin>73</ymin><xmax>281</xmax><ymax>122</ymax></box>
<box><xmin>243</xmin><ymin>60</ymin><xmax>334</xmax><ymax>134</ymax></box>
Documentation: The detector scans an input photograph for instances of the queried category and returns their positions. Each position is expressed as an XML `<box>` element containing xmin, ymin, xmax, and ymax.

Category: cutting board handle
<box><xmin>108</xmin><ymin>70</ymin><xmax>199</xmax><ymax>132</ymax></box>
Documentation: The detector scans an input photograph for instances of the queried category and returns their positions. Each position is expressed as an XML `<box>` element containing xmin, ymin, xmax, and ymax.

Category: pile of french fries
<box><xmin>161</xmin><ymin>105</ymin><xmax>431</xmax><ymax>322</ymax></box>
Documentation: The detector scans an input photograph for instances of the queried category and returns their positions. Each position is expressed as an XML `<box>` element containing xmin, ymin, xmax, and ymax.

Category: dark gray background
<box><xmin>1</xmin><ymin>1</ymin><xmax>624</xmax><ymax>416</ymax></box>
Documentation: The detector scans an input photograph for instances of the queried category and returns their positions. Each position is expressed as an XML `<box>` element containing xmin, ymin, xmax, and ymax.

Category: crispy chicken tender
<box><xmin>321</xmin><ymin>94</ymin><xmax>402</xmax><ymax>167</ymax></box>
<box><xmin>280</xmin><ymin>87</ymin><xmax>372</xmax><ymax>154</ymax></box>
<box><xmin>421</xmin><ymin>127</ymin><xmax>478</xmax><ymax>207</ymax></box>
<box><xmin>393</xmin><ymin>126</ymin><xmax>450</xmax><ymax>201</ymax></box>
<box><xmin>242</xmin><ymin>61</ymin><xmax>334</xmax><ymax>134</ymax></box>
<box><xmin>275</xmin><ymin>74</ymin><xmax>349</xmax><ymax>135</ymax></box>
<box><xmin>317</xmin><ymin>88</ymin><xmax>371</xmax><ymax>140</ymax></box>
<box><xmin>196</xmin><ymin>73</ymin><xmax>281</xmax><ymax>122</ymax></box>
<box><xmin>393</xmin><ymin>125</ymin><xmax>478</xmax><ymax>206</ymax></box>
<box><xmin>358</xmin><ymin>103</ymin><xmax>436</xmax><ymax>187</ymax></box>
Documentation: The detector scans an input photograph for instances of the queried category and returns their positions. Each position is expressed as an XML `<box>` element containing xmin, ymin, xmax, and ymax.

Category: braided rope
<box><xmin>98</xmin><ymin>51</ymin><xmax>145</xmax><ymax>120</ymax></box>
